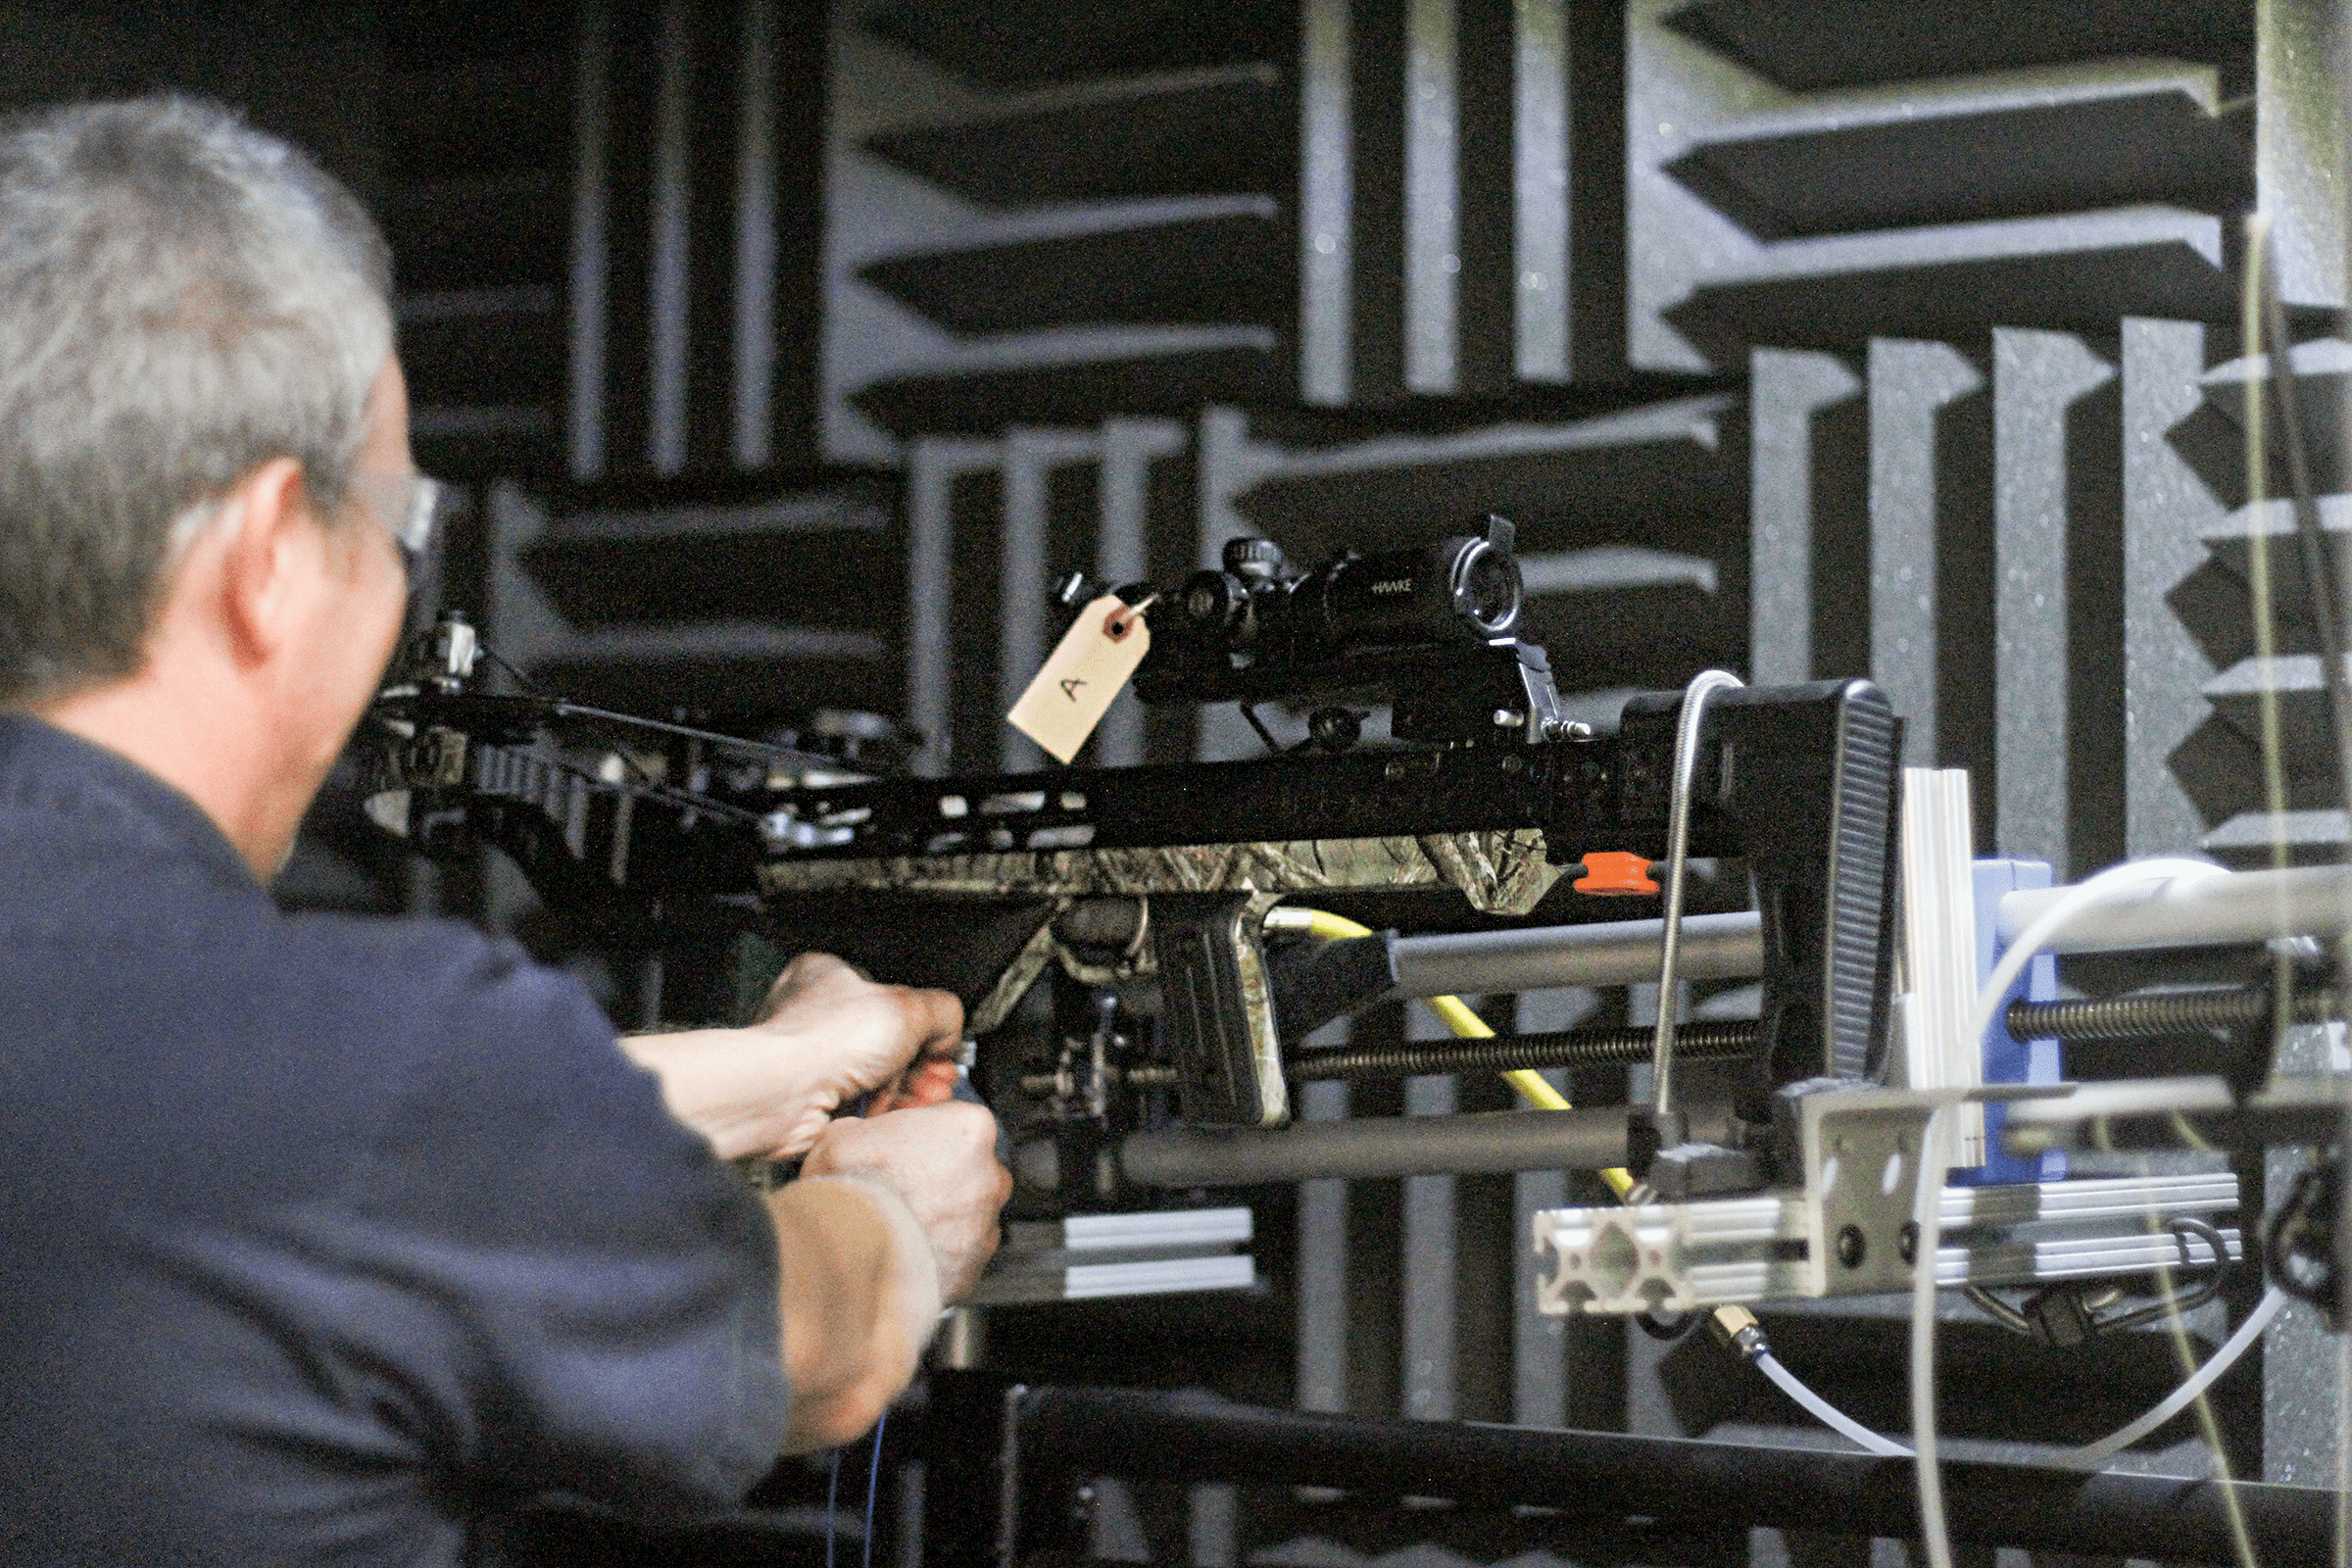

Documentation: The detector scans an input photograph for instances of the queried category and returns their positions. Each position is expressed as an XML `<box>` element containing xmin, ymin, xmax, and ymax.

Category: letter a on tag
<box><xmin>1007</xmin><ymin>594</ymin><xmax>1151</xmax><ymax>763</ymax></box>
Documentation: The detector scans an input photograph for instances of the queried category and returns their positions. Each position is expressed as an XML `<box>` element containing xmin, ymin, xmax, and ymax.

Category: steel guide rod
<box><xmin>953</xmin><ymin>1383</ymin><xmax>2337</xmax><ymax>1568</ymax></box>
<box><xmin>1116</xmin><ymin>1103</ymin><xmax>1666</xmax><ymax>1185</ymax></box>
<box><xmin>1385</xmin><ymin>909</ymin><xmax>1764</xmax><ymax>995</ymax></box>
<box><xmin>1375</xmin><ymin>862</ymin><xmax>2352</xmax><ymax>1005</ymax></box>
<box><xmin>1997</xmin><ymin>862</ymin><xmax>2352</xmax><ymax>955</ymax></box>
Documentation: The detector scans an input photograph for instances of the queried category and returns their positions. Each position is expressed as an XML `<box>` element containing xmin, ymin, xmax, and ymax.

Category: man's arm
<box><xmin>617</xmin><ymin>954</ymin><xmax>1009</xmax><ymax>1448</ymax></box>
<box><xmin>619</xmin><ymin>953</ymin><xmax>964</xmax><ymax>1161</ymax></box>
<box><xmin>770</xmin><ymin>1100</ymin><xmax>1010</xmax><ymax>1448</ymax></box>
<box><xmin>766</xmin><ymin>1176</ymin><xmax>940</xmax><ymax>1453</ymax></box>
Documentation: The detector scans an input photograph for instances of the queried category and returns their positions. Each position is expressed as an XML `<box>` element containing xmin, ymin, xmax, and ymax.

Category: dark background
<box><xmin>3</xmin><ymin>1</ymin><xmax>2328</xmax><ymax>1560</ymax></box>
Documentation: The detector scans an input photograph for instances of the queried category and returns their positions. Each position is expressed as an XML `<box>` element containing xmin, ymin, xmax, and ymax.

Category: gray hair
<box><xmin>0</xmin><ymin>94</ymin><xmax>395</xmax><ymax>706</ymax></box>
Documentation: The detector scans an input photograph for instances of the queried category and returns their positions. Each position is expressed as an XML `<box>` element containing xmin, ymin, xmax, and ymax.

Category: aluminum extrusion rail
<box><xmin>1535</xmin><ymin>1161</ymin><xmax>2241</xmax><ymax>1313</ymax></box>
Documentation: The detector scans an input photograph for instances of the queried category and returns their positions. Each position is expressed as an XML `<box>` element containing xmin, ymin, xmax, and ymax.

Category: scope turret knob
<box><xmin>425</xmin><ymin>610</ymin><xmax>479</xmax><ymax>693</ymax></box>
<box><xmin>1181</xmin><ymin>568</ymin><xmax>1247</xmax><ymax>632</ymax></box>
<box><xmin>1222</xmin><ymin>537</ymin><xmax>1288</xmax><ymax>581</ymax></box>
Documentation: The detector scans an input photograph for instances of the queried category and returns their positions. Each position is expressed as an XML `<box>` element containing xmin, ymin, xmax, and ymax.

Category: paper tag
<box><xmin>1007</xmin><ymin>594</ymin><xmax>1152</xmax><ymax>763</ymax></box>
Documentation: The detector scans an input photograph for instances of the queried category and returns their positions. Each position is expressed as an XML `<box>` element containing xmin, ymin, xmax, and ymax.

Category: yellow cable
<box><xmin>1271</xmin><ymin>906</ymin><xmax>1634</xmax><ymax>1199</ymax></box>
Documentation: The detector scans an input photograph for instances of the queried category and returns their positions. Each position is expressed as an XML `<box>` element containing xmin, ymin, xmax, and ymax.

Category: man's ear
<box><xmin>215</xmin><ymin>457</ymin><xmax>317</xmax><ymax>664</ymax></box>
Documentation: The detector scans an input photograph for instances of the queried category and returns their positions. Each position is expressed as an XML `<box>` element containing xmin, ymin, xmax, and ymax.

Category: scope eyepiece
<box><xmin>1447</xmin><ymin>534</ymin><xmax>1521</xmax><ymax>637</ymax></box>
<box><xmin>1180</xmin><ymin>568</ymin><xmax>1250</xmax><ymax>638</ymax></box>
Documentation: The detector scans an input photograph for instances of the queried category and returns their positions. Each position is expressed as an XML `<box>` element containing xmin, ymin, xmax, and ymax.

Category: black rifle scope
<box><xmin>1172</xmin><ymin>515</ymin><xmax>1523</xmax><ymax>664</ymax></box>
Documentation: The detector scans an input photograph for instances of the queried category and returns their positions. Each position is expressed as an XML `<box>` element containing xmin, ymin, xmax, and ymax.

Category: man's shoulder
<box><xmin>3</xmin><ymin>847</ymin><xmax>588</xmax><ymax>1033</ymax></box>
<box><xmin>0</xmin><ymin>863</ymin><xmax>623</xmax><ymax>1118</ymax></box>
<box><xmin>279</xmin><ymin>906</ymin><xmax>558</xmax><ymax>999</ymax></box>
<box><xmin>259</xmin><ymin>912</ymin><xmax>647</xmax><ymax>1111</ymax></box>
<box><xmin>280</xmin><ymin>908</ymin><xmax>598</xmax><ymax>1034</ymax></box>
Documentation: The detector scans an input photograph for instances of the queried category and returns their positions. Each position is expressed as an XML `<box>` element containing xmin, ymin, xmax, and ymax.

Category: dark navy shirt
<box><xmin>0</xmin><ymin>715</ymin><xmax>788</xmax><ymax>1565</ymax></box>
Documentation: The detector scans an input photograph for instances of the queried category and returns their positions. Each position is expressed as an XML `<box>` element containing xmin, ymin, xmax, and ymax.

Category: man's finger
<box><xmin>869</xmin><ymin>1056</ymin><xmax>956</xmax><ymax>1113</ymax></box>
<box><xmin>757</xmin><ymin>950</ymin><xmax>845</xmax><ymax>1020</ymax></box>
<box><xmin>900</xmin><ymin>985</ymin><xmax>964</xmax><ymax>1057</ymax></box>
<box><xmin>892</xmin><ymin>1057</ymin><xmax>960</xmax><ymax>1109</ymax></box>
<box><xmin>847</xmin><ymin>987</ymin><xmax>960</xmax><ymax>1092</ymax></box>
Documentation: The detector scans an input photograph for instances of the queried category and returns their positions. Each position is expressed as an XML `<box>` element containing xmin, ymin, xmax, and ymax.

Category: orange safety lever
<box><xmin>1573</xmin><ymin>851</ymin><xmax>1658</xmax><ymax>896</ymax></box>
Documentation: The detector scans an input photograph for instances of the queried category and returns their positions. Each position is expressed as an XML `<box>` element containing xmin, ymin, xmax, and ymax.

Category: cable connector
<box><xmin>1707</xmin><ymin>1302</ymin><xmax>1767</xmax><ymax>1361</ymax></box>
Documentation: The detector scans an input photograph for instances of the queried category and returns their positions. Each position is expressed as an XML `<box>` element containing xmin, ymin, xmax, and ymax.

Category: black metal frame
<box><xmin>381</xmin><ymin>676</ymin><xmax>1906</xmax><ymax>1120</ymax></box>
<box><xmin>921</xmin><ymin>1376</ymin><xmax>2342</xmax><ymax>1568</ymax></box>
<box><xmin>771</xmin><ymin>677</ymin><xmax>1900</xmax><ymax>1110</ymax></box>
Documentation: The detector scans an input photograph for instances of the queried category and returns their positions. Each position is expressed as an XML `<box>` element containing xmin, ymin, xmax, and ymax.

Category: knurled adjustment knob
<box><xmin>1221</xmin><ymin>536</ymin><xmax>1288</xmax><ymax>581</ymax></box>
<box><xmin>1181</xmin><ymin>568</ymin><xmax>1245</xmax><ymax>631</ymax></box>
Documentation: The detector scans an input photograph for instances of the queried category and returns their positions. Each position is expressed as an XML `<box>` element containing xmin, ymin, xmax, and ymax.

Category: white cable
<box><xmin>1909</xmin><ymin>1102</ymin><xmax>1957</xmax><ymax>1568</ymax></box>
<box><xmin>1733</xmin><ymin>857</ymin><xmax>2257</xmax><ymax>1494</ymax></box>
<box><xmin>2053</xmin><ymin>1286</ymin><xmax>2285</xmax><ymax>1470</ymax></box>
<box><xmin>1913</xmin><ymin>858</ymin><xmax>2232</xmax><ymax>1568</ymax></box>
<box><xmin>1754</xmin><ymin>1350</ymin><xmax>1913</xmax><ymax>1457</ymax></box>
<box><xmin>1748</xmin><ymin>1286</ymin><xmax>2283</xmax><ymax>1467</ymax></box>
<box><xmin>1966</xmin><ymin>860</ymin><xmax>2232</xmax><ymax>1054</ymax></box>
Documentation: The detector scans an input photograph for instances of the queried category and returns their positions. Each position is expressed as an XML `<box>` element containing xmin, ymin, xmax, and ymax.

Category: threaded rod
<box><xmin>1019</xmin><ymin>987</ymin><xmax>2342</xmax><ymax>1097</ymax></box>
<box><xmin>1285</xmin><ymin>1021</ymin><xmax>1760</xmax><ymax>1082</ymax></box>
<box><xmin>2005</xmin><ymin>986</ymin><xmax>2340</xmax><ymax>1042</ymax></box>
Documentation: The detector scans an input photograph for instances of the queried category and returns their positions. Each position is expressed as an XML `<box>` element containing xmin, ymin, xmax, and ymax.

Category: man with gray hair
<box><xmin>0</xmin><ymin>95</ymin><xmax>1009</xmax><ymax>1563</ymax></box>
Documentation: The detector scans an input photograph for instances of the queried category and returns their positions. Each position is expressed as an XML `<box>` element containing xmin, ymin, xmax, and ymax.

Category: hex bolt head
<box><xmin>1836</xmin><ymin>1224</ymin><xmax>1867</xmax><ymax>1268</ymax></box>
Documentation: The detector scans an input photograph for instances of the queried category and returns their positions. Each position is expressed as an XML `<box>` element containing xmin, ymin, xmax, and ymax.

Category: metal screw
<box><xmin>1897</xmin><ymin>1221</ymin><xmax>1920</xmax><ymax>1265</ymax></box>
<box><xmin>1836</xmin><ymin>1225</ymin><xmax>1866</xmax><ymax>1268</ymax></box>
<box><xmin>1309</xmin><ymin>707</ymin><xmax>1363</xmax><ymax>753</ymax></box>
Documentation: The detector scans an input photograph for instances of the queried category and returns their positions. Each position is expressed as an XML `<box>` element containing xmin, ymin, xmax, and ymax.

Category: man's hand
<box><xmin>804</xmin><ymin>1101</ymin><xmax>1010</xmax><ymax>1302</ymax></box>
<box><xmin>618</xmin><ymin>953</ymin><xmax>964</xmax><ymax>1161</ymax></box>
<box><xmin>752</xmin><ymin>953</ymin><xmax>964</xmax><ymax>1116</ymax></box>
<box><xmin>768</xmin><ymin>1086</ymin><xmax>1009</xmax><ymax>1449</ymax></box>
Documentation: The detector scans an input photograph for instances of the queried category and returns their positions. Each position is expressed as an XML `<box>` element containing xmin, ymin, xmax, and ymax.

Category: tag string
<box><xmin>1106</xmin><ymin>593</ymin><xmax>1158</xmax><ymax>636</ymax></box>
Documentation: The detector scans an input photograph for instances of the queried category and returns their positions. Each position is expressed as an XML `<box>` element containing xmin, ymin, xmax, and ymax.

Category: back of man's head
<box><xmin>0</xmin><ymin>95</ymin><xmax>394</xmax><ymax>708</ymax></box>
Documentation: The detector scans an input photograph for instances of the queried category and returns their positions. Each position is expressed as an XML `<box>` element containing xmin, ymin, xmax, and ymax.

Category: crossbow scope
<box><xmin>1125</xmin><ymin>515</ymin><xmax>1561</xmax><ymax>747</ymax></box>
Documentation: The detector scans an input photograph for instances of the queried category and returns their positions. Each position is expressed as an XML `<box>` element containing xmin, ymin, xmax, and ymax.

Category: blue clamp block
<box><xmin>1958</xmin><ymin>858</ymin><xmax>2065</xmax><ymax>1187</ymax></box>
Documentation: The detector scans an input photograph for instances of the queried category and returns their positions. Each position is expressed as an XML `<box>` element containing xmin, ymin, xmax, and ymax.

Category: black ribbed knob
<box><xmin>1221</xmin><ymin>537</ymin><xmax>1287</xmax><ymax>580</ymax></box>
